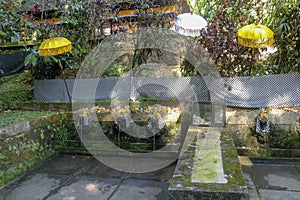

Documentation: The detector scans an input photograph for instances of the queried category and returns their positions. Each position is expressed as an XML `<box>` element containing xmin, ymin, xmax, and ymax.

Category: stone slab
<box><xmin>0</xmin><ymin>174</ymin><xmax>64</xmax><ymax>200</ymax></box>
<box><xmin>168</xmin><ymin>126</ymin><xmax>249</xmax><ymax>200</ymax></box>
<box><xmin>248</xmin><ymin>165</ymin><xmax>300</xmax><ymax>191</ymax></box>
<box><xmin>240</xmin><ymin>156</ymin><xmax>300</xmax><ymax>200</ymax></box>
<box><xmin>191</xmin><ymin>129</ymin><xmax>227</xmax><ymax>183</ymax></box>
<box><xmin>0</xmin><ymin>154</ymin><xmax>175</xmax><ymax>200</ymax></box>
<box><xmin>48</xmin><ymin>177</ymin><xmax>121</xmax><ymax>200</ymax></box>
<box><xmin>258</xmin><ymin>190</ymin><xmax>300</xmax><ymax>200</ymax></box>
<box><xmin>110</xmin><ymin>179</ymin><xmax>169</xmax><ymax>200</ymax></box>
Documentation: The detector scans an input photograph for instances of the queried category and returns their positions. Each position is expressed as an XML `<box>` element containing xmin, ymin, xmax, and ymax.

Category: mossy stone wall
<box><xmin>0</xmin><ymin>113</ymin><xmax>72</xmax><ymax>187</ymax></box>
<box><xmin>226</xmin><ymin>108</ymin><xmax>300</xmax><ymax>157</ymax></box>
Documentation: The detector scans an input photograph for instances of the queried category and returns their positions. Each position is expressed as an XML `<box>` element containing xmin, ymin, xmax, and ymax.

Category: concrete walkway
<box><xmin>0</xmin><ymin>154</ymin><xmax>175</xmax><ymax>200</ymax></box>
<box><xmin>1</xmin><ymin>154</ymin><xmax>300</xmax><ymax>200</ymax></box>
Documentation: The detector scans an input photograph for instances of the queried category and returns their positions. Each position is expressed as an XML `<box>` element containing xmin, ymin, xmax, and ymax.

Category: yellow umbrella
<box><xmin>39</xmin><ymin>37</ymin><xmax>72</xmax><ymax>56</ymax></box>
<box><xmin>39</xmin><ymin>37</ymin><xmax>72</xmax><ymax>102</ymax></box>
<box><xmin>237</xmin><ymin>24</ymin><xmax>274</xmax><ymax>75</ymax></box>
<box><xmin>237</xmin><ymin>24</ymin><xmax>274</xmax><ymax>48</ymax></box>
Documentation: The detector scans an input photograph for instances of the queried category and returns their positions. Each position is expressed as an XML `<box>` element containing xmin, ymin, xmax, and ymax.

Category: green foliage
<box><xmin>0</xmin><ymin>111</ymin><xmax>55</xmax><ymax>128</ymax></box>
<box><xmin>132</xmin><ymin>49</ymin><xmax>154</xmax><ymax>69</ymax></box>
<box><xmin>0</xmin><ymin>136</ymin><xmax>55</xmax><ymax>187</ymax></box>
<box><xmin>265</xmin><ymin>0</ymin><xmax>300</xmax><ymax>73</ymax></box>
<box><xmin>0</xmin><ymin>101</ymin><xmax>3</xmax><ymax>112</ymax></box>
<box><xmin>187</xmin><ymin>0</ymin><xmax>300</xmax><ymax>76</ymax></box>
<box><xmin>187</xmin><ymin>0</ymin><xmax>222</xmax><ymax>20</ymax></box>
<box><xmin>231</xmin><ymin>127</ymin><xmax>261</xmax><ymax>148</ymax></box>
<box><xmin>135</xmin><ymin>95</ymin><xmax>160</xmax><ymax>102</ymax></box>
<box><xmin>24</xmin><ymin>45</ymin><xmax>61</xmax><ymax>79</ymax></box>
<box><xmin>51</xmin><ymin>119</ymin><xmax>70</xmax><ymax>147</ymax></box>
<box><xmin>251</xmin><ymin>123</ymin><xmax>300</xmax><ymax>149</ymax></box>
<box><xmin>0</xmin><ymin>71</ymin><xmax>33</xmax><ymax>109</ymax></box>
<box><xmin>102</xmin><ymin>62</ymin><xmax>131</xmax><ymax>78</ymax></box>
<box><xmin>1</xmin><ymin>0</ymin><xmax>178</xmax><ymax>80</ymax></box>
<box><xmin>267</xmin><ymin>125</ymin><xmax>300</xmax><ymax>149</ymax></box>
<box><xmin>180</xmin><ymin>59</ymin><xmax>200</xmax><ymax>76</ymax></box>
<box><xmin>2</xmin><ymin>0</ymin><xmax>299</xmax><ymax>77</ymax></box>
<box><xmin>194</xmin><ymin>1</ymin><xmax>259</xmax><ymax>76</ymax></box>
<box><xmin>0</xmin><ymin>70</ymin><xmax>33</xmax><ymax>90</ymax></box>
<box><xmin>0</xmin><ymin>160</ymin><xmax>42</xmax><ymax>187</ymax></box>
<box><xmin>0</xmin><ymin>1</ymin><xmax>28</xmax><ymax>44</ymax></box>
<box><xmin>0</xmin><ymin>90</ymin><xmax>32</xmax><ymax>110</ymax></box>
<box><xmin>52</xmin><ymin>0</ymin><xmax>96</xmax><ymax>70</ymax></box>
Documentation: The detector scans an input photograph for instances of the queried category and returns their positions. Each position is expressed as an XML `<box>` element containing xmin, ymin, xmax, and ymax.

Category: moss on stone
<box><xmin>169</xmin><ymin>129</ymin><xmax>248</xmax><ymax>199</ymax></box>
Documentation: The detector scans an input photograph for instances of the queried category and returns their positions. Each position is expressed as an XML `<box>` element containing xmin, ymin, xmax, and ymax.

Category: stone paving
<box><xmin>240</xmin><ymin>156</ymin><xmax>300</xmax><ymax>200</ymax></box>
<box><xmin>1</xmin><ymin>154</ymin><xmax>300</xmax><ymax>200</ymax></box>
<box><xmin>0</xmin><ymin>154</ymin><xmax>175</xmax><ymax>200</ymax></box>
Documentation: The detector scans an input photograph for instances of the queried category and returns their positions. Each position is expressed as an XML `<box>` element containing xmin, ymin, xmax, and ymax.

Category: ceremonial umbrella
<box><xmin>237</xmin><ymin>23</ymin><xmax>274</xmax><ymax>75</ymax></box>
<box><xmin>237</xmin><ymin>23</ymin><xmax>274</xmax><ymax>48</ymax></box>
<box><xmin>174</xmin><ymin>13</ymin><xmax>207</xmax><ymax>37</ymax></box>
<box><xmin>39</xmin><ymin>37</ymin><xmax>72</xmax><ymax>102</ymax></box>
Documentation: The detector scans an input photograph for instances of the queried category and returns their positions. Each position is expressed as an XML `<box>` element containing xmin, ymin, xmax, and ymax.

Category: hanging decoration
<box><xmin>174</xmin><ymin>13</ymin><xmax>207</xmax><ymax>37</ymax></box>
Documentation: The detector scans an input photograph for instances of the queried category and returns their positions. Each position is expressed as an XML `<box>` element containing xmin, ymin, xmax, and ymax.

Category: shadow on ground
<box><xmin>0</xmin><ymin>154</ymin><xmax>176</xmax><ymax>200</ymax></box>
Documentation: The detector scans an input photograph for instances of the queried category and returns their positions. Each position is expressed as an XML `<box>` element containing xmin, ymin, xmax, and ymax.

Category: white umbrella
<box><xmin>174</xmin><ymin>13</ymin><xmax>207</xmax><ymax>37</ymax></box>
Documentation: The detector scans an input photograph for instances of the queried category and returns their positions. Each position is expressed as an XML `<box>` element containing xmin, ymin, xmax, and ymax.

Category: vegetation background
<box><xmin>0</xmin><ymin>0</ymin><xmax>299</xmax><ymax>77</ymax></box>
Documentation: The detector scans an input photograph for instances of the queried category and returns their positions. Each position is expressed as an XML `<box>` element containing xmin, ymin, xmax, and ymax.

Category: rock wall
<box><xmin>226</xmin><ymin>108</ymin><xmax>300</xmax><ymax>125</ymax></box>
<box><xmin>225</xmin><ymin>107</ymin><xmax>300</xmax><ymax>157</ymax></box>
<box><xmin>0</xmin><ymin>113</ymin><xmax>72</xmax><ymax>187</ymax></box>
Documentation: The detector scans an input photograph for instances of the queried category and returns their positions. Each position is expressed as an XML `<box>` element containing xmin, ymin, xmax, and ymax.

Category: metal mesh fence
<box><xmin>223</xmin><ymin>73</ymin><xmax>300</xmax><ymax>108</ymax></box>
<box><xmin>34</xmin><ymin>73</ymin><xmax>300</xmax><ymax>108</ymax></box>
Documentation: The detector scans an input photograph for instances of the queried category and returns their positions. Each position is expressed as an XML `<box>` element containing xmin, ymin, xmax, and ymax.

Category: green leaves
<box><xmin>267</xmin><ymin>0</ymin><xmax>300</xmax><ymax>73</ymax></box>
<box><xmin>0</xmin><ymin>111</ymin><xmax>54</xmax><ymax>128</ymax></box>
<box><xmin>24</xmin><ymin>52</ymin><xmax>38</xmax><ymax>67</ymax></box>
<box><xmin>188</xmin><ymin>0</ymin><xmax>300</xmax><ymax>76</ymax></box>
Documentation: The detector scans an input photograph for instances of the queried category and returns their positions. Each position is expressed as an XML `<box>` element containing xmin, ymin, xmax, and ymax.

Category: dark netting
<box><xmin>131</xmin><ymin>77</ymin><xmax>210</xmax><ymax>102</ymax></box>
<box><xmin>33</xmin><ymin>79</ymin><xmax>65</xmax><ymax>102</ymax></box>
<box><xmin>34</xmin><ymin>73</ymin><xmax>300</xmax><ymax>108</ymax></box>
<box><xmin>223</xmin><ymin>73</ymin><xmax>300</xmax><ymax>108</ymax></box>
<box><xmin>34</xmin><ymin>77</ymin><xmax>210</xmax><ymax>102</ymax></box>
<box><xmin>134</xmin><ymin>83</ymin><xmax>177</xmax><ymax>100</ymax></box>
<box><xmin>0</xmin><ymin>52</ymin><xmax>28</xmax><ymax>77</ymax></box>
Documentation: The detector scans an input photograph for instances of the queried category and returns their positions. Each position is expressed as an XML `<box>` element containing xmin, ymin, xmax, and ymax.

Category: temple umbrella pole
<box><xmin>58</xmin><ymin>59</ymin><xmax>72</xmax><ymax>103</ymax></box>
<box><xmin>249</xmin><ymin>48</ymin><xmax>255</xmax><ymax>76</ymax></box>
<box><xmin>39</xmin><ymin>37</ymin><xmax>73</xmax><ymax>103</ymax></box>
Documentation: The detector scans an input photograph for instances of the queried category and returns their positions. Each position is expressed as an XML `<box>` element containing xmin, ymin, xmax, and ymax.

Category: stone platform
<box><xmin>168</xmin><ymin>126</ymin><xmax>249</xmax><ymax>200</ymax></box>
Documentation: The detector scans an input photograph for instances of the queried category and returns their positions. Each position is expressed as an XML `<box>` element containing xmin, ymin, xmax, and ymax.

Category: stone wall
<box><xmin>0</xmin><ymin>113</ymin><xmax>72</xmax><ymax>187</ymax></box>
<box><xmin>225</xmin><ymin>107</ymin><xmax>300</xmax><ymax>157</ymax></box>
<box><xmin>226</xmin><ymin>108</ymin><xmax>300</xmax><ymax>126</ymax></box>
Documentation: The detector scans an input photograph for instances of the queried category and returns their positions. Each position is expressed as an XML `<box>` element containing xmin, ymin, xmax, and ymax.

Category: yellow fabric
<box><xmin>118</xmin><ymin>9</ymin><xmax>138</xmax><ymax>17</ymax></box>
<box><xmin>39</xmin><ymin>37</ymin><xmax>72</xmax><ymax>56</ymax></box>
<box><xmin>149</xmin><ymin>5</ymin><xmax>177</xmax><ymax>14</ymax></box>
<box><xmin>34</xmin><ymin>18</ymin><xmax>60</xmax><ymax>25</ymax></box>
<box><xmin>112</xmin><ymin>5</ymin><xmax>177</xmax><ymax>18</ymax></box>
<box><xmin>237</xmin><ymin>24</ymin><xmax>274</xmax><ymax>48</ymax></box>
<box><xmin>260</xmin><ymin>112</ymin><xmax>268</xmax><ymax>119</ymax></box>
